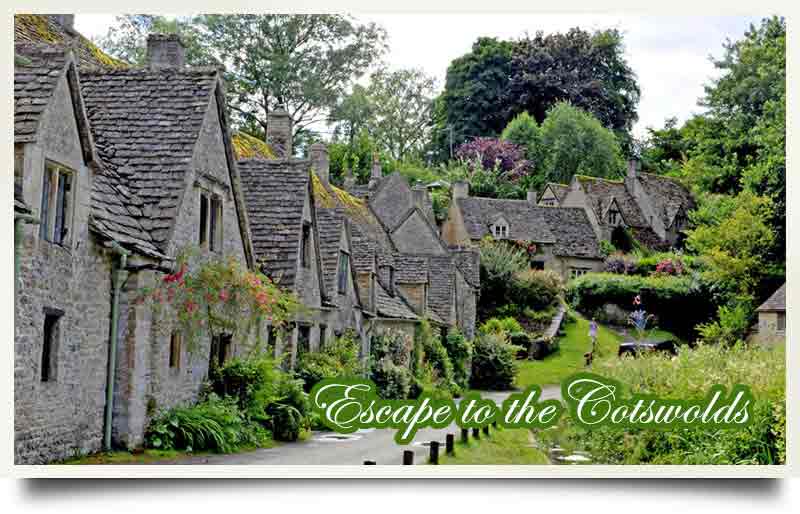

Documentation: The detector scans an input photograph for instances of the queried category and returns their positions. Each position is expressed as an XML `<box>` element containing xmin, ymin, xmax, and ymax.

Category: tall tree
<box><xmin>203</xmin><ymin>15</ymin><xmax>387</xmax><ymax>144</ymax></box>
<box><xmin>363</xmin><ymin>68</ymin><xmax>437</xmax><ymax>161</ymax></box>
<box><xmin>329</xmin><ymin>84</ymin><xmax>373</xmax><ymax>145</ymax></box>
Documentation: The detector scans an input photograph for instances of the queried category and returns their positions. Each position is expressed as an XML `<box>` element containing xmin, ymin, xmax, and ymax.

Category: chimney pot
<box><xmin>527</xmin><ymin>191</ymin><xmax>537</xmax><ymax>204</ymax></box>
<box><xmin>627</xmin><ymin>158</ymin><xmax>640</xmax><ymax>178</ymax></box>
<box><xmin>452</xmin><ymin>181</ymin><xmax>469</xmax><ymax>200</ymax></box>
<box><xmin>309</xmin><ymin>143</ymin><xmax>329</xmax><ymax>184</ymax></box>
<box><xmin>343</xmin><ymin>167</ymin><xmax>356</xmax><ymax>190</ymax></box>
<box><xmin>267</xmin><ymin>106</ymin><xmax>293</xmax><ymax>158</ymax></box>
<box><xmin>147</xmin><ymin>33</ymin><xmax>186</xmax><ymax>69</ymax></box>
<box><xmin>48</xmin><ymin>15</ymin><xmax>75</xmax><ymax>33</ymax></box>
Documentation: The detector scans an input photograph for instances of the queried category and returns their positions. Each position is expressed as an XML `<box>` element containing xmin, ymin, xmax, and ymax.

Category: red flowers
<box><xmin>163</xmin><ymin>264</ymin><xmax>187</xmax><ymax>284</ymax></box>
<box><xmin>219</xmin><ymin>289</ymin><xmax>229</xmax><ymax>301</ymax></box>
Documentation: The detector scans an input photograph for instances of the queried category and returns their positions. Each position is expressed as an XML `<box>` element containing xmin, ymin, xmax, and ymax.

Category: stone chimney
<box><xmin>368</xmin><ymin>152</ymin><xmax>382</xmax><ymax>188</ymax></box>
<box><xmin>267</xmin><ymin>106</ymin><xmax>293</xmax><ymax>158</ymax></box>
<box><xmin>48</xmin><ymin>15</ymin><xmax>76</xmax><ymax>34</ymax></box>
<box><xmin>452</xmin><ymin>181</ymin><xmax>469</xmax><ymax>200</ymax></box>
<box><xmin>147</xmin><ymin>34</ymin><xmax>186</xmax><ymax>69</ymax></box>
<box><xmin>625</xmin><ymin>158</ymin><xmax>640</xmax><ymax>191</ymax></box>
<box><xmin>527</xmin><ymin>191</ymin><xmax>537</xmax><ymax>204</ymax></box>
<box><xmin>343</xmin><ymin>166</ymin><xmax>356</xmax><ymax>190</ymax></box>
<box><xmin>412</xmin><ymin>186</ymin><xmax>429</xmax><ymax>210</ymax></box>
<box><xmin>309</xmin><ymin>143</ymin><xmax>329</xmax><ymax>184</ymax></box>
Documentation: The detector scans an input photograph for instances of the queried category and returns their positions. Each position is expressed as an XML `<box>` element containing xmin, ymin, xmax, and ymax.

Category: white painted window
<box><xmin>491</xmin><ymin>223</ymin><xmax>509</xmax><ymax>238</ymax></box>
<box><xmin>570</xmin><ymin>267</ymin><xmax>591</xmax><ymax>279</ymax></box>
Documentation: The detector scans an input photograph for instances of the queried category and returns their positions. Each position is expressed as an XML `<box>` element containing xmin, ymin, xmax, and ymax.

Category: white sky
<box><xmin>75</xmin><ymin>13</ymin><xmax>764</xmax><ymax>138</ymax></box>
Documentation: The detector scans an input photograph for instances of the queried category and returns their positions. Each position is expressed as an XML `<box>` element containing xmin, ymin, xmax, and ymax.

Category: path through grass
<box><xmin>516</xmin><ymin>313</ymin><xmax>622</xmax><ymax>388</ymax></box>
<box><xmin>437</xmin><ymin>427</ymin><xmax>549</xmax><ymax>465</ymax></box>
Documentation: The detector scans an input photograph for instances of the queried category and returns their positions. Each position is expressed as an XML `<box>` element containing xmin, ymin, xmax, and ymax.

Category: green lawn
<box><xmin>515</xmin><ymin>313</ymin><xmax>622</xmax><ymax>387</ymax></box>
<box><xmin>60</xmin><ymin>449</ymin><xmax>188</xmax><ymax>465</ymax></box>
<box><xmin>437</xmin><ymin>427</ymin><xmax>549</xmax><ymax>465</ymax></box>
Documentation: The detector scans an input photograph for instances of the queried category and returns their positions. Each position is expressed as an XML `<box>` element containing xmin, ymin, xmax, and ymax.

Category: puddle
<box><xmin>314</xmin><ymin>433</ymin><xmax>363</xmax><ymax>442</ymax></box>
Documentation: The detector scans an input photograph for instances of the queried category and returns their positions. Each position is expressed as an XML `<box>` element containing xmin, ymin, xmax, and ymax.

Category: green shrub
<box><xmin>145</xmin><ymin>394</ymin><xmax>266</xmax><ymax>453</ymax></box>
<box><xmin>210</xmin><ymin>357</ymin><xmax>282</xmax><ymax>420</ymax></box>
<box><xmin>566</xmin><ymin>272</ymin><xmax>715</xmax><ymax>339</ymax></box>
<box><xmin>415</xmin><ymin>320</ymin><xmax>459</xmax><ymax>395</ymax></box>
<box><xmin>697</xmin><ymin>300</ymin><xmax>753</xmax><ymax>345</ymax></box>
<box><xmin>442</xmin><ymin>330</ymin><xmax>473</xmax><ymax>390</ymax></box>
<box><xmin>469</xmin><ymin>333</ymin><xmax>521</xmax><ymax>391</ymax></box>
<box><xmin>478</xmin><ymin>239</ymin><xmax>529</xmax><ymax>319</ymax></box>
<box><xmin>295</xmin><ymin>331</ymin><xmax>362</xmax><ymax>391</ymax></box>
<box><xmin>371</xmin><ymin>357</ymin><xmax>413</xmax><ymax>399</ymax></box>
<box><xmin>510</xmin><ymin>269</ymin><xmax>563</xmax><ymax>310</ymax></box>
<box><xmin>370</xmin><ymin>330</ymin><xmax>412</xmax><ymax>368</ymax></box>
<box><xmin>537</xmin><ymin>342</ymin><xmax>785</xmax><ymax>464</ymax></box>
<box><xmin>266</xmin><ymin>376</ymin><xmax>309</xmax><ymax>441</ymax></box>
<box><xmin>479</xmin><ymin>317</ymin><xmax>523</xmax><ymax>338</ymax></box>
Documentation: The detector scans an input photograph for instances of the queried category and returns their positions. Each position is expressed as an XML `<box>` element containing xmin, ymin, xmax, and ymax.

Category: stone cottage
<box><xmin>14</xmin><ymin>19</ymin><xmax>256</xmax><ymax>462</ymax></box>
<box><xmin>441</xmin><ymin>182</ymin><xmax>604</xmax><ymax>280</ymax></box>
<box><xmin>560</xmin><ymin>160</ymin><xmax>696</xmax><ymax>249</ymax></box>
<box><xmin>756</xmin><ymin>283</ymin><xmax>786</xmax><ymax>343</ymax></box>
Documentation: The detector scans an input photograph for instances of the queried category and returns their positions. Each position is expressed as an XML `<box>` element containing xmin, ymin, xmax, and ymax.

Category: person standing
<box><xmin>585</xmin><ymin>318</ymin><xmax>599</xmax><ymax>367</ymax></box>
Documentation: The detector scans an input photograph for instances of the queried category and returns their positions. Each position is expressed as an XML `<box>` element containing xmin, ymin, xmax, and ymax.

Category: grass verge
<box><xmin>515</xmin><ymin>313</ymin><xmax>622</xmax><ymax>388</ymax></box>
<box><xmin>437</xmin><ymin>427</ymin><xmax>549</xmax><ymax>465</ymax></box>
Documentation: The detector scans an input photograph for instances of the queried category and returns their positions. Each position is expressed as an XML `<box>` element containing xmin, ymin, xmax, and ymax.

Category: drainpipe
<box><xmin>103</xmin><ymin>241</ymin><xmax>129</xmax><ymax>451</ymax></box>
<box><xmin>14</xmin><ymin>214</ymin><xmax>39</xmax><ymax>300</ymax></box>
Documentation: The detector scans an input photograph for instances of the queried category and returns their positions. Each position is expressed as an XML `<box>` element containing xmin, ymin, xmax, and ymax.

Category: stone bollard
<box><xmin>446</xmin><ymin>434</ymin><xmax>455</xmax><ymax>455</ymax></box>
<box><xmin>403</xmin><ymin>450</ymin><xmax>414</xmax><ymax>465</ymax></box>
<box><xmin>492</xmin><ymin>420</ymin><xmax>497</xmax><ymax>429</ymax></box>
<box><xmin>472</xmin><ymin>427</ymin><xmax>480</xmax><ymax>440</ymax></box>
<box><xmin>364</xmin><ymin>460</ymin><xmax>377</xmax><ymax>465</ymax></box>
<box><xmin>461</xmin><ymin>428</ymin><xmax>469</xmax><ymax>443</ymax></box>
<box><xmin>429</xmin><ymin>441</ymin><xmax>440</xmax><ymax>464</ymax></box>
<box><xmin>483</xmin><ymin>425</ymin><xmax>490</xmax><ymax>436</ymax></box>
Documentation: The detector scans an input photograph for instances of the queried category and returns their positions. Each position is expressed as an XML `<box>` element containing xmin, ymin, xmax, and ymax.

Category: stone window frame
<box><xmin>490</xmin><ymin>222</ymin><xmax>509</xmax><ymax>239</ymax></box>
<box><xmin>777</xmin><ymin>312</ymin><xmax>786</xmax><ymax>333</ymax></box>
<box><xmin>39</xmin><ymin>160</ymin><xmax>76</xmax><ymax>247</ymax></box>
<box><xmin>41</xmin><ymin>307</ymin><xmax>64</xmax><ymax>383</ymax></box>
<box><xmin>199</xmin><ymin>190</ymin><xmax>224</xmax><ymax>253</ymax></box>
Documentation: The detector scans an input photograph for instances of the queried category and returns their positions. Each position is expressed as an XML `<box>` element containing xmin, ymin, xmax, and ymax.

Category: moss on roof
<box><xmin>311</xmin><ymin>173</ymin><xmax>372</xmax><ymax>222</ymax></box>
<box><xmin>231</xmin><ymin>131</ymin><xmax>276</xmax><ymax>159</ymax></box>
<box><xmin>15</xmin><ymin>14</ymin><xmax>127</xmax><ymax>69</ymax></box>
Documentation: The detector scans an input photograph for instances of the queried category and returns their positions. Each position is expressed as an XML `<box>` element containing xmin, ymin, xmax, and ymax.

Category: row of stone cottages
<box><xmin>13</xmin><ymin>15</ymin><xmax>480</xmax><ymax>464</ymax></box>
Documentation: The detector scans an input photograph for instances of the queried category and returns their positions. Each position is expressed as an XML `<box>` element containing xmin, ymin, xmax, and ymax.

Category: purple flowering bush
<box><xmin>455</xmin><ymin>137</ymin><xmax>531</xmax><ymax>180</ymax></box>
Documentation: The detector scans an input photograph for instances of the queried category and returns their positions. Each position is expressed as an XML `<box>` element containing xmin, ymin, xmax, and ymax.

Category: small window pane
<box><xmin>301</xmin><ymin>224</ymin><xmax>311</xmax><ymax>268</ymax></box>
<box><xmin>199</xmin><ymin>193</ymin><xmax>209</xmax><ymax>246</ymax></box>
<box><xmin>169</xmin><ymin>332</ymin><xmax>182</xmax><ymax>369</ymax></box>
<box><xmin>42</xmin><ymin>311</ymin><xmax>61</xmax><ymax>382</ymax></box>
<box><xmin>39</xmin><ymin>167</ymin><xmax>52</xmax><ymax>241</ymax></box>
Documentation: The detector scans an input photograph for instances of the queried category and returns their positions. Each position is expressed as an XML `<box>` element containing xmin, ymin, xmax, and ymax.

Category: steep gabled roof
<box><xmin>539</xmin><ymin>207</ymin><xmax>602</xmax><ymax>259</ymax></box>
<box><xmin>576</xmin><ymin>175</ymin><xmax>649</xmax><ymax>228</ymax></box>
<box><xmin>427</xmin><ymin>255</ymin><xmax>457</xmax><ymax>325</ymax></box>
<box><xmin>375</xmin><ymin>279</ymin><xmax>419</xmax><ymax>321</ymax></box>
<box><xmin>80</xmin><ymin>66</ymin><xmax>221</xmax><ymax>249</ymax></box>
<box><xmin>14</xmin><ymin>14</ymin><xmax>127</xmax><ymax>69</ymax></box>
<box><xmin>757</xmin><ymin>283</ymin><xmax>786</xmax><ymax>313</ymax></box>
<box><xmin>455</xmin><ymin>197</ymin><xmax>556</xmax><ymax>243</ymax></box>
<box><xmin>316</xmin><ymin>206</ymin><xmax>364</xmax><ymax>308</ymax></box>
<box><xmin>14</xmin><ymin>43</ymin><xmax>67</xmax><ymax>144</ymax></box>
<box><xmin>636</xmin><ymin>172</ymin><xmax>696</xmax><ymax>229</ymax></box>
<box><xmin>231</xmin><ymin>131</ymin><xmax>276</xmax><ymax>160</ymax></box>
<box><xmin>393</xmin><ymin>254</ymin><xmax>429</xmax><ymax>284</ymax></box>
<box><xmin>542</xmin><ymin>183</ymin><xmax>569</xmax><ymax>204</ymax></box>
<box><xmin>239</xmin><ymin>159</ymin><xmax>316</xmax><ymax>290</ymax></box>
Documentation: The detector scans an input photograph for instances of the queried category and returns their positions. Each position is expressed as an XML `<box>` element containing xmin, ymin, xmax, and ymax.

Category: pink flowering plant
<box><xmin>140</xmin><ymin>247</ymin><xmax>303</xmax><ymax>354</ymax></box>
<box><xmin>654</xmin><ymin>257</ymin><xmax>685</xmax><ymax>276</ymax></box>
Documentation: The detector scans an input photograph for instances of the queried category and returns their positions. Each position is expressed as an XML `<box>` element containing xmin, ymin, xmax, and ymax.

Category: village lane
<box><xmin>164</xmin><ymin>386</ymin><xmax>561</xmax><ymax>465</ymax></box>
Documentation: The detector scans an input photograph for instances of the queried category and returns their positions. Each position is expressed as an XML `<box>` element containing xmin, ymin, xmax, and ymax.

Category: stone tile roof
<box><xmin>393</xmin><ymin>254</ymin><xmax>429</xmax><ymax>284</ymax></box>
<box><xmin>757</xmin><ymin>283</ymin><xmax>785</xmax><ymax>312</ymax></box>
<box><xmin>14</xmin><ymin>43</ymin><xmax>67</xmax><ymax>144</ymax></box>
<box><xmin>427</xmin><ymin>255</ymin><xmax>456</xmax><ymax>325</ymax></box>
<box><xmin>80</xmin><ymin>66</ymin><xmax>220</xmax><ymax>250</ymax></box>
<box><xmin>316</xmin><ymin>207</ymin><xmax>346</xmax><ymax>295</ymax></box>
<box><xmin>636</xmin><ymin>172</ymin><xmax>696</xmax><ymax>228</ymax></box>
<box><xmin>576</xmin><ymin>175</ymin><xmax>649</xmax><ymax>228</ymax></box>
<box><xmin>14</xmin><ymin>14</ymin><xmax>127</xmax><ymax>69</ymax></box>
<box><xmin>231</xmin><ymin>131</ymin><xmax>276</xmax><ymax>159</ymax></box>
<box><xmin>238</xmin><ymin>158</ymin><xmax>311</xmax><ymax>289</ymax></box>
<box><xmin>448</xmin><ymin>247</ymin><xmax>480</xmax><ymax>288</ymax></box>
<box><xmin>456</xmin><ymin>197</ymin><xmax>556</xmax><ymax>243</ymax></box>
<box><xmin>375</xmin><ymin>279</ymin><xmax>419</xmax><ymax>320</ymax></box>
<box><xmin>539</xmin><ymin>207</ymin><xmax>602</xmax><ymax>259</ymax></box>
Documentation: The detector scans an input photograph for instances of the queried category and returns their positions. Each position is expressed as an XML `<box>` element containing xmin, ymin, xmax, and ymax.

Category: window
<box><xmin>200</xmin><ymin>192</ymin><xmax>223</xmax><ymax>252</ymax></box>
<box><xmin>41</xmin><ymin>309</ymin><xmax>63</xmax><ymax>382</ymax></box>
<box><xmin>297</xmin><ymin>325</ymin><xmax>311</xmax><ymax>355</ymax></box>
<box><xmin>491</xmin><ymin>223</ymin><xmax>508</xmax><ymax>238</ymax></box>
<box><xmin>199</xmin><ymin>193</ymin><xmax>209</xmax><ymax>246</ymax></box>
<box><xmin>570</xmin><ymin>267</ymin><xmax>591</xmax><ymax>279</ymax></box>
<box><xmin>39</xmin><ymin>162</ymin><xmax>74</xmax><ymax>245</ymax></box>
<box><xmin>319</xmin><ymin>324</ymin><xmax>327</xmax><ymax>350</ymax></box>
<box><xmin>531</xmin><ymin>261</ymin><xmax>545</xmax><ymax>270</ymax></box>
<box><xmin>541</xmin><ymin>198</ymin><xmax>557</xmax><ymax>207</ymax></box>
<box><xmin>301</xmin><ymin>223</ymin><xmax>311</xmax><ymax>268</ymax></box>
<box><xmin>777</xmin><ymin>313</ymin><xmax>786</xmax><ymax>333</ymax></box>
<box><xmin>210</xmin><ymin>195</ymin><xmax>222</xmax><ymax>252</ymax></box>
<box><xmin>209</xmin><ymin>334</ymin><xmax>232</xmax><ymax>372</ymax></box>
<box><xmin>608</xmin><ymin>209</ymin><xmax>621</xmax><ymax>226</ymax></box>
<box><xmin>169</xmin><ymin>331</ymin><xmax>182</xmax><ymax>369</ymax></box>
<box><xmin>337</xmin><ymin>251</ymin><xmax>349</xmax><ymax>294</ymax></box>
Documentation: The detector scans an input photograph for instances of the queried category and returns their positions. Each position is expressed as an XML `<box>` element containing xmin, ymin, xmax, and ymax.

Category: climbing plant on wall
<box><xmin>139</xmin><ymin>247</ymin><xmax>303</xmax><ymax>353</ymax></box>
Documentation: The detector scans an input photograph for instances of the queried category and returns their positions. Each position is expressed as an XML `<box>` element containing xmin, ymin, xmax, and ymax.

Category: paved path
<box><xmin>163</xmin><ymin>386</ymin><xmax>561</xmax><ymax>465</ymax></box>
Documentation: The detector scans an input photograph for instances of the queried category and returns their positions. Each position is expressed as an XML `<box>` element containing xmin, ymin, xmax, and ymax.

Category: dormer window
<box><xmin>490</xmin><ymin>221</ymin><xmax>509</xmax><ymax>239</ymax></box>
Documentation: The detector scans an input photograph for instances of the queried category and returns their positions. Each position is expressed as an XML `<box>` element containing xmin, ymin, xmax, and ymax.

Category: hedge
<box><xmin>566</xmin><ymin>273</ymin><xmax>715</xmax><ymax>339</ymax></box>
